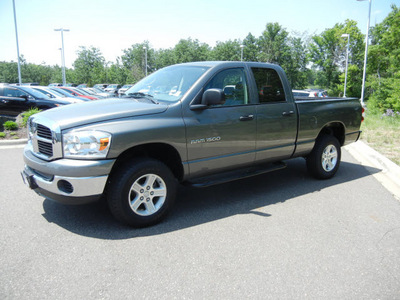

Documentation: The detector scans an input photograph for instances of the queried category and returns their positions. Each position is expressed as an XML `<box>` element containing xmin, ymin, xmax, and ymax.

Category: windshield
<box><xmin>50</xmin><ymin>88</ymin><xmax>70</xmax><ymax>96</ymax></box>
<box><xmin>125</xmin><ymin>65</ymin><xmax>209</xmax><ymax>102</ymax></box>
<box><xmin>19</xmin><ymin>86</ymin><xmax>52</xmax><ymax>99</ymax></box>
<box><xmin>48</xmin><ymin>88</ymin><xmax>67</xmax><ymax>97</ymax></box>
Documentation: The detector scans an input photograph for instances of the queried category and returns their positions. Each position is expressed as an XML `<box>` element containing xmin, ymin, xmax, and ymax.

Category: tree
<box><xmin>173</xmin><ymin>38</ymin><xmax>211</xmax><ymax>63</ymax></box>
<box><xmin>367</xmin><ymin>5</ymin><xmax>400</xmax><ymax>113</ymax></box>
<box><xmin>210</xmin><ymin>40</ymin><xmax>242</xmax><ymax>61</ymax></box>
<box><xmin>242</xmin><ymin>33</ymin><xmax>259</xmax><ymax>62</ymax></box>
<box><xmin>258</xmin><ymin>23</ymin><xmax>290</xmax><ymax>65</ymax></box>
<box><xmin>284</xmin><ymin>37</ymin><xmax>309</xmax><ymax>89</ymax></box>
<box><xmin>121</xmin><ymin>42</ymin><xmax>155</xmax><ymax>82</ymax></box>
<box><xmin>154</xmin><ymin>48</ymin><xmax>176</xmax><ymax>70</ymax></box>
<box><xmin>308</xmin><ymin>20</ymin><xmax>364</xmax><ymax>94</ymax></box>
<box><xmin>73</xmin><ymin>46</ymin><xmax>106</xmax><ymax>86</ymax></box>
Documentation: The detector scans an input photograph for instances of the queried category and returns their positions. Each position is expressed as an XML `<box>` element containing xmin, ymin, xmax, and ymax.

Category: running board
<box><xmin>184</xmin><ymin>161</ymin><xmax>287</xmax><ymax>188</ymax></box>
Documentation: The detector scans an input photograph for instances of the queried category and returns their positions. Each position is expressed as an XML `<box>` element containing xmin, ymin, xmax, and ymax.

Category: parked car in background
<box><xmin>31</xmin><ymin>86</ymin><xmax>86</xmax><ymax>104</ymax></box>
<box><xmin>19</xmin><ymin>83</ymin><xmax>40</xmax><ymax>86</ymax></box>
<box><xmin>292</xmin><ymin>90</ymin><xmax>314</xmax><ymax>98</ymax></box>
<box><xmin>48</xmin><ymin>87</ymin><xmax>89</xmax><ymax>102</ymax></box>
<box><xmin>77</xmin><ymin>84</ymin><xmax>87</xmax><ymax>88</ymax></box>
<box><xmin>104</xmin><ymin>84</ymin><xmax>122</xmax><ymax>96</ymax></box>
<box><xmin>306</xmin><ymin>89</ymin><xmax>328</xmax><ymax>97</ymax></box>
<box><xmin>93</xmin><ymin>84</ymin><xmax>108</xmax><ymax>90</ymax></box>
<box><xmin>292</xmin><ymin>89</ymin><xmax>328</xmax><ymax>98</ymax></box>
<box><xmin>56</xmin><ymin>87</ymin><xmax>99</xmax><ymax>100</ymax></box>
<box><xmin>0</xmin><ymin>85</ymin><xmax>69</xmax><ymax>117</ymax></box>
<box><xmin>118</xmin><ymin>84</ymin><xmax>133</xmax><ymax>97</ymax></box>
<box><xmin>48</xmin><ymin>83</ymin><xmax>62</xmax><ymax>87</ymax></box>
<box><xmin>88</xmin><ymin>87</ymin><xmax>114</xmax><ymax>98</ymax></box>
<box><xmin>81</xmin><ymin>88</ymin><xmax>108</xmax><ymax>99</ymax></box>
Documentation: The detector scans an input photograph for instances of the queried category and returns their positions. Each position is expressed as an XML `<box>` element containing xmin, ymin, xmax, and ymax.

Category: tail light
<box><xmin>361</xmin><ymin>107</ymin><xmax>365</xmax><ymax>122</ymax></box>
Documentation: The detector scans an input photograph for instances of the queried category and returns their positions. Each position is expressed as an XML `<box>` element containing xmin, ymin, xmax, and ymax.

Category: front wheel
<box><xmin>306</xmin><ymin>135</ymin><xmax>341</xmax><ymax>179</ymax></box>
<box><xmin>107</xmin><ymin>158</ymin><xmax>177</xmax><ymax>227</ymax></box>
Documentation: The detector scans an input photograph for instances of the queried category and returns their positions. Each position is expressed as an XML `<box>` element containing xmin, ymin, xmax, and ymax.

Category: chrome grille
<box><xmin>29</xmin><ymin>117</ymin><xmax>62</xmax><ymax>161</ymax></box>
<box><xmin>38</xmin><ymin>140</ymin><xmax>53</xmax><ymax>156</ymax></box>
<box><xmin>37</xmin><ymin>124</ymin><xmax>52</xmax><ymax>139</ymax></box>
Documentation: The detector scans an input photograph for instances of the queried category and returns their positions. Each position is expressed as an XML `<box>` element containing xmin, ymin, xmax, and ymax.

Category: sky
<box><xmin>0</xmin><ymin>0</ymin><xmax>398</xmax><ymax>68</ymax></box>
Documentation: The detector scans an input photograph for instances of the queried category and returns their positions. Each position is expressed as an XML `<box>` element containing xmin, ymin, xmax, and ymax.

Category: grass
<box><xmin>360</xmin><ymin>111</ymin><xmax>400</xmax><ymax>166</ymax></box>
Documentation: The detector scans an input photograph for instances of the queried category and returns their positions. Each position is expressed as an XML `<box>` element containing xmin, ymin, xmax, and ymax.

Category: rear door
<box><xmin>184</xmin><ymin>67</ymin><xmax>257</xmax><ymax>177</ymax></box>
<box><xmin>250</xmin><ymin>67</ymin><xmax>298</xmax><ymax>162</ymax></box>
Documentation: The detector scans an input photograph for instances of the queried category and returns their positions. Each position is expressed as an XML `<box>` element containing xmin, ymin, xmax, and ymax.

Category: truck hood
<box><xmin>35</xmin><ymin>98</ymin><xmax>168</xmax><ymax>130</ymax></box>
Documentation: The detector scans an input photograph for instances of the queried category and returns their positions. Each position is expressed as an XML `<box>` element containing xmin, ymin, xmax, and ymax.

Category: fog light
<box><xmin>57</xmin><ymin>180</ymin><xmax>73</xmax><ymax>194</ymax></box>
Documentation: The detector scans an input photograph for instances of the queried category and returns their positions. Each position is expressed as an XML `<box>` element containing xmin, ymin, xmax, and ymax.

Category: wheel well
<box><xmin>317</xmin><ymin>123</ymin><xmax>345</xmax><ymax>146</ymax></box>
<box><xmin>110</xmin><ymin>143</ymin><xmax>184</xmax><ymax>181</ymax></box>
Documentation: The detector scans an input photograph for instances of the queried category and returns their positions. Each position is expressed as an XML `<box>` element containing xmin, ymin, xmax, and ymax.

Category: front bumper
<box><xmin>22</xmin><ymin>144</ymin><xmax>116</xmax><ymax>205</ymax></box>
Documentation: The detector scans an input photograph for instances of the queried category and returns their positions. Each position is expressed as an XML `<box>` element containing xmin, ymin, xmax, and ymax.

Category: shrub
<box><xmin>3</xmin><ymin>121</ymin><xmax>18</xmax><ymax>131</ymax></box>
<box><xmin>0</xmin><ymin>132</ymin><xmax>5</xmax><ymax>138</ymax></box>
<box><xmin>21</xmin><ymin>108</ymin><xmax>41</xmax><ymax>127</ymax></box>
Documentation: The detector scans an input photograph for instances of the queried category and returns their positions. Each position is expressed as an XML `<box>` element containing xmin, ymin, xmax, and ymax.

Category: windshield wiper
<box><xmin>126</xmin><ymin>92</ymin><xmax>159</xmax><ymax>104</ymax></box>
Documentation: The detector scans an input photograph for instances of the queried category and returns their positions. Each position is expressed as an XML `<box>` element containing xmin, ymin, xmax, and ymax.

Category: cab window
<box><xmin>252</xmin><ymin>68</ymin><xmax>286</xmax><ymax>103</ymax></box>
<box><xmin>3</xmin><ymin>87</ymin><xmax>28</xmax><ymax>98</ymax></box>
<box><xmin>205</xmin><ymin>68</ymin><xmax>249</xmax><ymax>106</ymax></box>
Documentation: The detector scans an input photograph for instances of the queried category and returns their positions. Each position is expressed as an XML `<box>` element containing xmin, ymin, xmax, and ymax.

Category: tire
<box><xmin>306</xmin><ymin>135</ymin><xmax>341</xmax><ymax>179</ymax></box>
<box><xmin>107</xmin><ymin>158</ymin><xmax>177</xmax><ymax>227</ymax></box>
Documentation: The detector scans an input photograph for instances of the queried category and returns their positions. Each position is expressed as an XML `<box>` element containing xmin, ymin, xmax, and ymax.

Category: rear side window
<box><xmin>251</xmin><ymin>68</ymin><xmax>286</xmax><ymax>103</ymax></box>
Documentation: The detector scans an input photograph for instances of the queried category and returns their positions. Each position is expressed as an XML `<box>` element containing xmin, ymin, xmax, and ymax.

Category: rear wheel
<box><xmin>306</xmin><ymin>135</ymin><xmax>341</xmax><ymax>179</ymax></box>
<box><xmin>107</xmin><ymin>158</ymin><xmax>176</xmax><ymax>227</ymax></box>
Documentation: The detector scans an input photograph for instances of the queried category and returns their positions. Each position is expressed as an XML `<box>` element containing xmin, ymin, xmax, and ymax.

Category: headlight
<box><xmin>63</xmin><ymin>130</ymin><xmax>112</xmax><ymax>159</ymax></box>
<box><xmin>27</xmin><ymin>117</ymin><xmax>35</xmax><ymax>141</ymax></box>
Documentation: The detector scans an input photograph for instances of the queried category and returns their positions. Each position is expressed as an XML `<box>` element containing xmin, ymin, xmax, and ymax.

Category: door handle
<box><xmin>282</xmin><ymin>111</ymin><xmax>294</xmax><ymax>116</ymax></box>
<box><xmin>240</xmin><ymin>115</ymin><xmax>254</xmax><ymax>121</ymax></box>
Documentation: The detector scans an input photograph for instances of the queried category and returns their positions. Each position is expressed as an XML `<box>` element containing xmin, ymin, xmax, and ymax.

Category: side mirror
<box><xmin>20</xmin><ymin>95</ymin><xmax>29</xmax><ymax>101</ymax></box>
<box><xmin>202</xmin><ymin>88</ymin><xmax>225</xmax><ymax>105</ymax></box>
<box><xmin>190</xmin><ymin>88</ymin><xmax>225</xmax><ymax>111</ymax></box>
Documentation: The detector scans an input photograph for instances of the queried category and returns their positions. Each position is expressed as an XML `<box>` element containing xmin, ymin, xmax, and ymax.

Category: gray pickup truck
<box><xmin>21</xmin><ymin>61</ymin><xmax>363</xmax><ymax>227</ymax></box>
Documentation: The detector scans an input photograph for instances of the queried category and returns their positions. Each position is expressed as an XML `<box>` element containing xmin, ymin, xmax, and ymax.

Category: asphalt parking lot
<box><xmin>1</xmin><ymin>145</ymin><xmax>399</xmax><ymax>299</ymax></box>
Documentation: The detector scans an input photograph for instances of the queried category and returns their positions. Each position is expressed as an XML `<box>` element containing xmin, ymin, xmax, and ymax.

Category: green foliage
<box><xmin>367</xmin><ymin>5</ymin><xmax>400</xmax><ymax>113</ymax></box>
<box><xmin>3</xmin><ymin>121</ymin><xmax>18</xmax><ymax>131</ymax></box>
<box><xmin>73</xmin><ymin>46</ymin><xmax>106</xmax><ymax>86</ymax></box>
<box><xmin>367</xmin><ymin>72</ymin><xmax>400</xmax><ymax>113</ymax></box>
<box><xmin>0</xmin><ymin>132</ymin><xmax>5</xmax><ymax>138</ymax></box>
<box><xmin>308</xmin><ymin>20</ymin><xmax>364</xmax><ymax>91</ymax></box>
<box><xmin>258</xmin><ymin>23</ymin><xmax>290</xmax><ymax>64</ymax></box>
<box><xmin>242</xmin><ymin>33</ymin><xmax>258</xmax><ymax>62</ymax></box>
<box><xmin>21</xmin><ymin>108</ymin><xmax>41</xmax><ymax>127</ymax></box>
<box><xmin>173</xmin><ymin>38</ymin><xmax>211</xmax><ymax>63</ymax></box>
<box><xmin>332</xmin><ymin>64</ymin><xmax>362</xmax><ymax>97</ymax></box>
<box><xmin>210</xmin><ymin>40</ymin><xmax>242</xmax><ymax>61</ymax></box>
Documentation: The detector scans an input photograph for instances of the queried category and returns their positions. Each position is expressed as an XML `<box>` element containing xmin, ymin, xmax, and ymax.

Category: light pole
<box><xmin>357</xmin><ymin>0</ymin><xmax>372</xmax><ymax>106</ymax></box>
<box><xmin>143</xmin><ymin>46</ymin><xmax>147</xmax><ymax>77</ymax></box>
<box><xmin>240</xmin><ymin>45</ymin><xmax>244</xmax><ymax>61</ymax></box>
<box><xmin>54</xmin><ymin>28</ymin><xmax>70</xmax><ymax>86</ymax></box>
<box><xmin>12</xmin><ymin>0</ymin><xmax>22</xmax><ymax>85</ymax></box>
<box><xmin>341</xmin><ymin>34</ymin><xmax>350</xmax><ymax>97</ymax></box>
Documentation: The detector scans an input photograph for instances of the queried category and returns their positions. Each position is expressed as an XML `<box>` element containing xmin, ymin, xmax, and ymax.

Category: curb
<box><xmin>0</xmin><ymin>138</ymin><xmax>28</xmax><ymax>146</ymax></box>
<box><xmin>345</xmin><ymin>140</ymin><xmax>400</xmax><ymax>201</ymax></box>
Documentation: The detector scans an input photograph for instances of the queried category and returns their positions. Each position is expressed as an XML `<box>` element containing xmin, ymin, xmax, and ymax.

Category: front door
<box><xmin>184</xmin><ymin>68</ymin><xmax>257</xmax><ymax>177</ymax></box>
